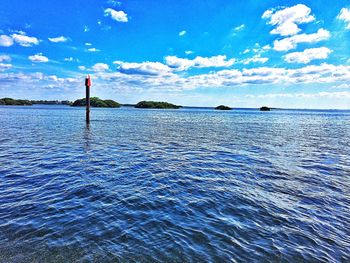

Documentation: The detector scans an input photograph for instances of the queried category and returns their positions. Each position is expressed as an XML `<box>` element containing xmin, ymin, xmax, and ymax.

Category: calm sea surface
<box><xmin>0</xmin><ymin>105</ymin><xmax>349</xmax><ymax>262</ymax></box>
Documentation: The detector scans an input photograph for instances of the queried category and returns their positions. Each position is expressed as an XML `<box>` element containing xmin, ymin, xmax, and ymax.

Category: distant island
<box><xmin>135</xmin><ymin>101</ymin><xmax>181</xmax><ymax>109</ymax></box>
<box><xmin>31</xmin><ymin>100</ymin><xmax>72</xmax><ymax>105</ymax></box>
<box><xmin>215</xmin><ymin>105</ymin><xmax>231</xmax><ymax>110</ymax></box>
<box><xmin>72</xmin><ymin>97</ymin><xmax>120</xmax><ymax>108</ymax></box>
<box><xmin>0</xmin><ymin>98</ymin><xmax>73</xmax><ymax>106</ymax></box>
<box><xmin>0</xmin><ymin>98</ymin><xmax>32</xmax><ymax>106</ymax></box>
<box><xmin>260</xmin><ymin>106</ymin><xmax>271</xmax><ymax>111</ymax></box>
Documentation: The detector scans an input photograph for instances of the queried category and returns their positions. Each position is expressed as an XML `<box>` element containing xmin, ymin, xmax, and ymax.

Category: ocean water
<box><xmin>0</xmin><ymin>105</ymin><xmax>349</xmax><ymax>262</ymax></box>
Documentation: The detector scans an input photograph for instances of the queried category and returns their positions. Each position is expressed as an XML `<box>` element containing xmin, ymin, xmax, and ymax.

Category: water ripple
<box><xmin>0</xmin><ymin>106</ymin><xmax>350</xmax><ymax>262</ymax></box>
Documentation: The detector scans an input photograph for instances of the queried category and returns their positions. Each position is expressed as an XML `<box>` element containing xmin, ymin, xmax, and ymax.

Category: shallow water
<box><xmin>0</xmin><ymin>105</ymin><xmax>349</xmax><ymax>262</ymax></box>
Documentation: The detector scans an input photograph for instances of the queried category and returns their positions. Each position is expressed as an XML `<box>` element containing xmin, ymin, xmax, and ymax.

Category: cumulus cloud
<box><xmin>78</xmin><ymin>66</ymin><xmax>86</xmax><ymax>71</ymax></box>
<box><xmin>337</xmin><ymin>8</ymin><xmax>350</xmax><ymax>29</ymax></box>
<box><xmin>246</xmin><ymin>91</ymin><xmax>350</xmax><ymax>99</ymax></box>
<box><xmin>2</xmin><ymin>63</ymin><xmax>350</xmax><ymax>96</ymax></box>
<box><xmin>114</xmin><ymin>61</ymin><xmax>171</xmax><ymax>75</ymax></box>
<box><xmin>104</xmin><ymin>8</ymin><xmax>128</xmax><ymax>22</ymax></box>
<box><xmin>185</xmin><ymin>50</ymin><xmax>193</xmax><ymax>55</ymax></box>
<box><xmin>284</xmin><ymin>47</ymin><xmax>332</xmax><ymax>64</ymax></box>
<box><xmin>273</xmin><ymin>28</ymin><xmax>330</xmax><ymax>51</ymax></box>
<box><xmin>92</xmin><ymin>63</ymin><xmax>109</xmax><ymax>72</ymax></box>
<box><xmin>262</xmin><ymin>4</ymin><xmax>315</xmax><ymax>36</ymax></box>
<box><xmin>241</xmin><ymin>54</ymin><xmax>269</xmax><ymax>65</ymax></box>
<box><xmin>28</xmin><ymin>53</ymin><xmax>49</xmax><ymax>63</ymax></box>
<box><xmin>0</xmin><ymin>55</ymin><xmax>11</xmax><ymax>62</ymax></box>
<box><xmin>179</xmin><ymin>30</ymin><xmax>186</xmax><ymax>36</ymax></box>
<box><xmin>87</xmin><ymin>48</ymin><xmax>100</xmax><ymax>52</ymax></box>
<box><xmin>0</xmin><ymin>72</ymin><xmax>82</xmax><ymax>94</ymax></box>
<box><xmin>165</xmin><ymin>55</ymin><xmax>235</xmax><ymax>71</ymax></box>
<box><xmin>332</xmin><ymin>83</ymin><xmax>350</xmax><ymax>89</ymax></box>
<box><xmin>0</xmin><ymin>35</ymin><xmax>14</xmax><ymax>47</ymax></box>
<box><xmin>94</xmin><ymin>61</ymin><xmax>350</xmax><ymax>92</ymax></box>
<box><xmin>48</xmin><ymin>36</ymin><xmax>68</xmax><ymax>43</ymax></box>
<box><xmin>0</xmin><ymin>63</ymin><xmax>12</xmax><ymax>71</ymax></box>
<box><xmin>12</xmin><ymin>33</ymin><xmax>39</xmax><ymax>47</ymax></box>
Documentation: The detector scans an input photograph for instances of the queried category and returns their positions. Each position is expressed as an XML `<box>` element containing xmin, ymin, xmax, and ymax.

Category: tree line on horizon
<box><xmin>0</xmin><ymin>97</ymin><xmax>271</xmax><ymax>111</ymax></box>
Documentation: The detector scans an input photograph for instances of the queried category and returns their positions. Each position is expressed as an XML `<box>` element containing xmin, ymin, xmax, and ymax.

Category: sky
<box><xmin>0</xmin><ymin>0</ymin><xmax>350</xmax><ymax>108</ymax></box>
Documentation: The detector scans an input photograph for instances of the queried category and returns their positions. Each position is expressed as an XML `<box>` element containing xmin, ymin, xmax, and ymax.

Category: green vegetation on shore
<box><xmin>0</xmin><ymin>98</ymin><xmax>32</xmax><ymax>106</ymax></box>
<box><xmin>72</xmin><ymin>97</ymin><xmax>120</xmax><ymax>108</ymax></box>
<box><xmin>0</xmin><ymin>98</ymin><xmax>74</xmax><ymax>106</ymax></box>
<box><xmin>135</xmin><ymin>101</ymin><xmax>181</xmax><ymax>109</ymax></box>
<box><xmin>31</xmin><ymin>100</ymin><xmax>72</xmax><ymax>105</ymax></box>
<box><xmin>215</xmin><ymin>105</ymin><xmax>231</xmax><ymax>110</ymax></box>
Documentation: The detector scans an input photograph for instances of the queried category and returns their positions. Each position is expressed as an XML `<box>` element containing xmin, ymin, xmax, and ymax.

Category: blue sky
<box><xmin>0</xmin><ymin>0</ymin><xmax>350</xmax><ymax>108</ymax></box>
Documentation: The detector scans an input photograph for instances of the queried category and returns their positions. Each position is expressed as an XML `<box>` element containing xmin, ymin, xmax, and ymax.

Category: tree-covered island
<box><xmin>72</xmin><ymin>97</ymin><xmax>120</xmax><ymax>108</ymax></box>
<box><xmin>260</xmin><ymin>106</ymin><xmax>271</xmax><ymax>111</ymax></box>
<box><xmin>0</xmin><ymin>98</ymin><xmax>32</xmax><ymax>106</ymax></box>
<box><xmin>135</xmin><ymin>101</ymin><xmax>182</xmax><ymax>109</ymax></box>
<box><xmin>215</xmin><ymin>105</ymin><xmax>232</xmax><ymax>110</ymax></box>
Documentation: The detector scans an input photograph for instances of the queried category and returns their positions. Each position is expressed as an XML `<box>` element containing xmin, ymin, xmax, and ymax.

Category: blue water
<box><xmin>0</xmin><ymin>105</ymin><xmax>349</xmax><ymax>262</ymax></box>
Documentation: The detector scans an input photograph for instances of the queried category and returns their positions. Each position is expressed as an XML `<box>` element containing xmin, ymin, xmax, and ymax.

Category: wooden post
<box><xmin>85</xmin><ymin>75</ymin><xmax>91</xmax><ymax>123</ymax></box>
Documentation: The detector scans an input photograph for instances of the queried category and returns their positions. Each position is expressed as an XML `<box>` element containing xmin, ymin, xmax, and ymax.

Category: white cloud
<box><xmin>247</xmin><ymin>91</ymin><xmax>350</xmax><ymax>99</ymax></box>
<box><xmin>262</xmin><ymin>4</ymin><xmax>315</xmax><ymax>36</ymax></box>
<box><xmin>234</xmin><ymin>24</ymin><xmax>245</xmax><ymax>31</ymax></box>
<box><xmin>85</xmin><ymin>42</ymin><xmax>92</xmax><ymax>46</ymax></box>
<box><xmin>179</xmin><ymin>30</ymin><xmax>186</xmax><ymax>36</ymax></box>
<box><xmin>337</xmin><ymin>8</ymin><xmax>350</xmax><ymax>29</ymax></box>
<box><xmin>87</xmin><ymin>48</ymin><xmax>100</xmax><ymax>52</ymax></box>
<box><xmin>48</xmin><ymin>36</ymin><xmax>68</xmax><ymax>43</ymax></box>
<box><xmin>284</xmin><ymin>47</ymin><xmax>332</xmax><ymax>64</ymax></box>
<box><xmin>78</xmin><ymin>66</ymin><xmax>86</xmax><ymax>71</ymax></box>
<box><xmin>84</xmin><ymin>26</ymin><xmax>90</xmax><ymax>32</ymax></box>
<box><xmin>241</xmin><ymin>54</ymin><xmax>269</xmax><ymax>65</ymax></box>
<box><xmin>0</xmin><ymin>63</ymin><xmax>12</xmax><ymax>71</ymax></box>
<box><xmin>165</xmin><ymin>55</ymin><xmax>235</xmax><ymax>71</ymax></box>
<box><xmin>64</xmin><ymin>57</ymin><xmax>75</xmax><ymax>62</ymax></box>
<box><xmin>252</xmin><ymin>44</ymin><xmax>271</xmax><ymax>54</ymax></box>
<box><xmin>28</xmin><ymin>53</ymin><xmax>49</xmax><ymax>63</ymax></box>
<box><xmin>2</xmin><ymin>63</ymin><xmax>350</xmax><ymax>96</ymax></box>
<box><xmin>0</xmin><ymin>35</ymin><xmax>14</xmax><ymax>47</ymax></box>
<box><xmin>0</xmin><ymin>55</ymin><xmax>11</xmax><ymax>62</ymax></box>
<box><xmin>92</xmin><ymin>63</ymin><xmax>109</xmax><ymax>72</ymax></box>
<box><xmin>115</xmin><ymin>61</ymin><xmax>171</xmax><ymax>75</ymax></box>
<box><xmin>104</xmin><ymin>8</ymin><xmax>128</xmax><ymax>22</ymax></box>
<box><xmin>243</xmin><ymin>49</ymin><xmax>250</xmax><ymax>54</ymax></box>
<box><xmin>332</xmin><ymin>83</ymin><xmax>350</xmax><ymax>89</ymax></box>
<box><xmin>165</xmin><ymin>56</ymin><xmax>195</xmax><ymax>71</ymax></box>
<box><xmin>273</xmin><ymin>28</ymin><xmax>330</xmax><ymax>51</ymax></box>
<box><xmin>0</xmin><ymin>72</ymin><xmax>82</xmax><ymax>94</ymax></box>
<box><xmin>185</xmin><ymin>50</ymin><xmax>193</xmax><ymax>55</ymax></box>
<box><xmin>107</xmin><ymin>0</ymin><xmax>122</xmax><ymax>7</ymax></box>
<box><xmin>12</xmin><ymin>33</ymin><xmax>39</xmax><ymax>47</ymax></box>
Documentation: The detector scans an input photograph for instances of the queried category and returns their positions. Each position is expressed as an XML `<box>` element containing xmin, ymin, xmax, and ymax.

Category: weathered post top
<box><xmin>85</xmin><ymin>75</ymin><xmax>91</xmax><ymax>123</ymax></box>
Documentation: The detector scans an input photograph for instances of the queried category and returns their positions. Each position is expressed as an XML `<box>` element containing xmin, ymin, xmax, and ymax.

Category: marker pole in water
<box><xmin>85</xmin><ymin>75</ymin><xmax>91</xmax><ymax>123</ymax></box>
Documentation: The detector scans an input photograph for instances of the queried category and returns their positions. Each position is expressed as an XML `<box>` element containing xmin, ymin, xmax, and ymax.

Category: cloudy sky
<box><xmin>0</xmin><ymin>0</ymin><xmax>350</xmax><ymax>108</ymax></box>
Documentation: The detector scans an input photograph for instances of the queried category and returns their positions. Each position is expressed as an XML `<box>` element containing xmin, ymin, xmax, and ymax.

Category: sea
<box><xmin>0</xmin><ymin>105</ymin><xmax>349</xmax><ymax>262</ymax></box>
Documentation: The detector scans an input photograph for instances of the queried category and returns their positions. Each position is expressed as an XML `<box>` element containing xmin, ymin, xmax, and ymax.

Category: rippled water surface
<box><xmin>0</xmin><ymin>105</ymin><xmax>350</xmax><ymax>262</ymax></box>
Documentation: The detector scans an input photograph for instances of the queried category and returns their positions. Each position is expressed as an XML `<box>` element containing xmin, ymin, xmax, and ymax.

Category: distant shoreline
<box><xmin>1</xmin><ymin>104</ymin><xmax>349</xmax><ymax>112</ymax></box>
<box><xmin>0</xmin><ymin>97</ymin><xmax>349</xmax><ymax>111</ymax></box>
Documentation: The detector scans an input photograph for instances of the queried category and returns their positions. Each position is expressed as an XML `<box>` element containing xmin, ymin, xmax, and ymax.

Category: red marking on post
<box><xmin>85</xmin><ymin>75</ymin><xmax>91</xmax><ymax>87</ymax></box>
